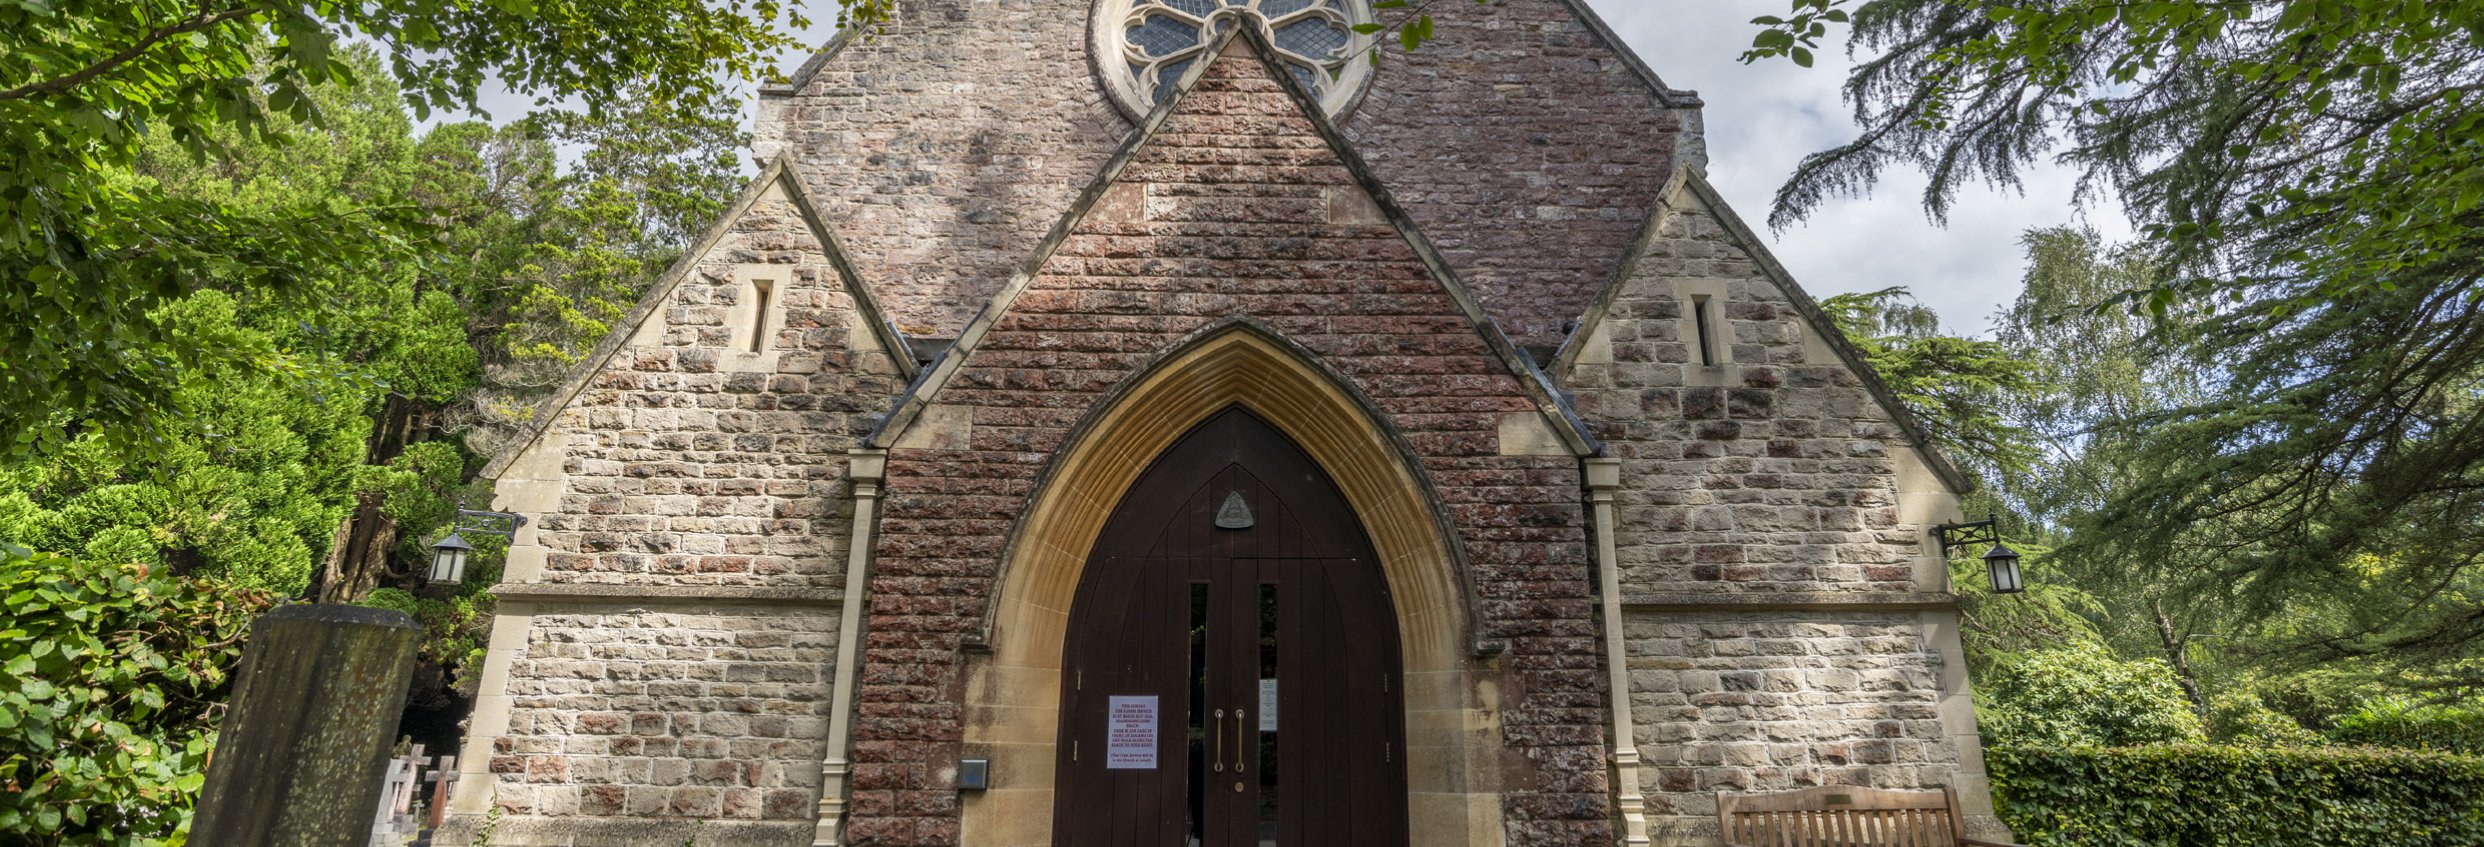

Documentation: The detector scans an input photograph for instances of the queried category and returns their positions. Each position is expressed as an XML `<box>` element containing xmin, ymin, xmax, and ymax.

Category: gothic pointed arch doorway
<box><xmin>1055</xmin><ymin>407</ymin><xmax>1409</xmax><ymax>847</ymax></box>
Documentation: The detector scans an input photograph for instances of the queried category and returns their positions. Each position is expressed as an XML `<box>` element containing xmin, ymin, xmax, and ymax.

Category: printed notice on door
<box><xmin>1258</xmin><ymin>679</ymin><xmax>1278</xmax><ymax>732</ymax></box>
<box><xmin>1105</xmin><ymin>696</ymin><xmax>1157</xmax><ymax>769</ymax></box>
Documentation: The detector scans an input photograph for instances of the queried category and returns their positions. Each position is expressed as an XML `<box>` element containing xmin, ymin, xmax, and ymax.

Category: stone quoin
<box><xmin>437</xmin><ymin>3</ymin><xmax>2010</xmax><ymax>845</ymax></box>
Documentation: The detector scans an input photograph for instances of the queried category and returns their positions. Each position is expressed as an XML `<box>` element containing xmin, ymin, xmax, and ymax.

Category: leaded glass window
<box><xmin>1094</xmin><ymin>0</ymin><xmax>1375</xmax><ymax>119</ymax></box>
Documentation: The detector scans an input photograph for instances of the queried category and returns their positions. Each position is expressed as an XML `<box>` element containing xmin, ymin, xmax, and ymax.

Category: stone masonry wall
<box><xmin>753</xmin><ymin>0</ymin><xmax>1126</xmax><ymax>337</ymax></box>
<box><xmin>1340</xmin><ymin>0</ymin><xmax>1697</xmax><ymax>348</ymax></box>
<box><xmin>446</xmin><ymin>175</ymin><xmax>909</xmax><ymax>844</ymax></box>
<box><xmin>487</xmin><ymin>606</ymin><xmax>836</xmax><ymax>829</ymax></box>
<box><xmin>755</xmin><ymin>0</ymin><xmax>1696</xmax><ymax>349</ymax></box>
<box><xmin>1622</xmin><ymin>611</ymin><xmax>1958</xmax><ymax>821</ymax></box>
<box><xmin>1562</xmin><ymin>180</ymin><xmax>2000</xmax><ymax>841</ymax></box>
<box><xmin>1563</xmin><ymin>184</ymin><xmax>1941</xmax><ymax>596</ymax></box>
<box><xmin>847</xmin><ymin>45</ymin><xmax>1609</xmax><ymax>846</ymax></box>
<box><xmin>522</xmin><ymin>184</ymin><xmax>908</xmax><ymax>591</ymax></box>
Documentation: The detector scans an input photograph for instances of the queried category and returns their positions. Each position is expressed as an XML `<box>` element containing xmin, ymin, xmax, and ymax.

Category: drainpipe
<box><xmin>813</xmin><ymin>449</ymin><xmax>887</xmax><ymax>846</ymax></box>
<box><xmin>1585</xmin><ymin>458</ymin><xmax>1650</xmax><ymax>847</ymax></box>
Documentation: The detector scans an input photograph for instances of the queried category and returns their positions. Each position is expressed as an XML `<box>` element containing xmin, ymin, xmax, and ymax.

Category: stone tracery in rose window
<box><xmin>1098</xmin><ymin>0</ymin><xmax>1374</xmax><ymax>119</ymax></box>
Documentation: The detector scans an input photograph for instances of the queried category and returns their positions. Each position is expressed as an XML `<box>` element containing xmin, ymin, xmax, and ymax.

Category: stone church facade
<box><xmin>440</xmin><ymin>3</ymin><xmax>2007</xmax><ymax>845</ymax></box>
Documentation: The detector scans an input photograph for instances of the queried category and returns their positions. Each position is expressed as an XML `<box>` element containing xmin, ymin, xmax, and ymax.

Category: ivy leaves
<box><xmin>0</xmin><ymin>545</ymin><xmax>273</xmax><ymax>846</ymax></box>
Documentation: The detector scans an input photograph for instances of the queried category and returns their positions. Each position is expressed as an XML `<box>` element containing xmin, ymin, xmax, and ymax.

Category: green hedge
<box><xmin>2331</xmin><ymin>699</ymin><xmax>2484</xmax><ymax>757</ymax></box>
<box><xmin>1989</xmin><ymin>745</ymin><xmax>2484</xmax><ymax>847</ymax></box>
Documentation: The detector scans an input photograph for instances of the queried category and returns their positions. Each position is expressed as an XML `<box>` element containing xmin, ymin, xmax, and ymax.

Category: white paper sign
<box><xmin>1106</xmin><ymin>696</ymin><xmax>1158</xmax><ymax>769</ymax></box>
<box><xmin>1259</xmin><ymin>679</ymin><xmax>1278</xmax><ymax>732</ymax></box>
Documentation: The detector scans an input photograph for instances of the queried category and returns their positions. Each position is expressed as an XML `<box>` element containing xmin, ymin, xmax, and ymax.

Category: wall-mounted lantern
<box><xmin>428</xmin><ymin>532</ymin><xmax>474</xmax><ymax>584</ymax></box>
<box><xmin>1934</xmin><ymin>512</ymin><xmax>2025</xmax><ymax>595</ymax></box>
<box><xmin>427</xmin><ymin>502</ymin><xmax>528</xmax><ymax>586</ymax></box>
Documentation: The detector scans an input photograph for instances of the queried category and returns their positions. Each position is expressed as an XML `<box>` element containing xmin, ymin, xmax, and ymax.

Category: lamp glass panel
<box><xmin>1987</xmin><ymin>554</ymin><xmax>2022</xmax><ymax>594</ymax></box>
<box><xmin>432</xmin><ymin>546</ymin><xmax>466</xmax><ymax>584</ymax></box>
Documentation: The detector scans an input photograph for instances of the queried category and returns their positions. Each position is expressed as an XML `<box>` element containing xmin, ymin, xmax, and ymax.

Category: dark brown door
<box><xmin>1056</xmin><ymin>407</ymin><xmax>1408</xmax><ymax>847</ymax></box>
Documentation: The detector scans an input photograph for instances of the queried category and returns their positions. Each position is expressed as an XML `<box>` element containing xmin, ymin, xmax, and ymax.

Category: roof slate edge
<box><xmin>760</xmin><ymin>28</ymin><xmax>858</xmax><ymax>97</ymax></box>
<box><xmin>1552</xmin><ymin>166</ymin><xmax>1975</xmax><ymax>494</ymax></box>
<box><xmin>480</xmin><ymin>155</ymin><xmax>912</xmax><ymax>481</ymax></box>
<box><xmin>1551</xmin><ymin>165</ymin><xmax>1693</xmax><ymax>383</ymax></box>
<box><xmin>1549</xmin><ymin>0</ymin><xmax>1704</xmax><ymax>108</ymax></box>
<box><xmin>870</xmin><ymin>24</ymin><xmax>1599</xmax><ymax>457</ymax></box>
<box><xmin>776</xmin><ymin>157</ymin><xmax>922</xmax><ymax>384</ymax></box>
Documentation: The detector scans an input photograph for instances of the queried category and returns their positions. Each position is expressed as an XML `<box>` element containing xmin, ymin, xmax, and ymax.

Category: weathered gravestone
<box><xmin>191</xmin><ymin>604</ymin><xmax>422</xmax><ymax>846</ymax></box>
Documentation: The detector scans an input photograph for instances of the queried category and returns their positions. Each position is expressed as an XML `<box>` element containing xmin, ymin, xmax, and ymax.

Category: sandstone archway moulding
<box><xmin>954</xmin><ymin>318</ymin><xmax>1507</xmax><ymax>847</ymax></box>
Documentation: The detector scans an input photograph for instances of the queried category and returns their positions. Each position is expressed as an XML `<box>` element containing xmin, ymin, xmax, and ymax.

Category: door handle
<box><xmin>1212</xmin><ymin>709</ymin><xmax>1225</xmax><ymax>773</ymax></box>
<box><xmin>1231</xmin><ymin>709</ymin><xmax>1247</xmax><ymax>774</ymax></box>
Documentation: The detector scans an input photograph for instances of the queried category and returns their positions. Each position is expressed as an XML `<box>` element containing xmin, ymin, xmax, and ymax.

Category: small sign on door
<box><xmin>1105</xmin><ymin>696</ymin><xmax>1157</xmax><ymax>769</ymax></box>
<box><xmin>1258</xmin><ymin>679</ymin><xmax>1278</xmax><ymax>732</ymax></box>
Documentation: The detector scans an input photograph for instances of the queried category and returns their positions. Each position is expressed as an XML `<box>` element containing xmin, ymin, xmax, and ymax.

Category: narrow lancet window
<box><xmin>1692</xmin><ymin>294</ymin><xmax>1717</xmax><ymax>365</ymax></box>
<box><xmin>748</xmin><ymin>279</ymin><xmax>775</xmax><ymax>353</ymax></box>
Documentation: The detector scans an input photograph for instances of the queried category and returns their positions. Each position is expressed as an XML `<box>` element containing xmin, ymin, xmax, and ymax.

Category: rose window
<box><xmin>1095</xmin><ymin>0</ymin><xmax>1375</xmax><ymax>119</ymax></box>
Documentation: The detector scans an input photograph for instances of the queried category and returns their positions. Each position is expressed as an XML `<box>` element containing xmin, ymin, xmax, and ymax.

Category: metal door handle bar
<box><xmin>1232</xmin><ymin>709</ymin><xmax>1246</xmax><ymax>774</ymax></box>
<box><xmin>1212</xmin><ymin>709</ymin><xmax>1225</xmax><ymax>773</ymax></box>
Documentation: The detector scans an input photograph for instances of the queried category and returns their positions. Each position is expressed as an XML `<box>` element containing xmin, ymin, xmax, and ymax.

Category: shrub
<box><xmin>0</xmin><ymin>544</ymin><xmax>275</xmax><ymax>846</ymax></box>
<box><xmin>2330</xmin><ymin>698</ymin><xmax>2484</xmax><ymax>757</ymax></box>
<box><xmin>2205</xmin><ymin>690</ymin><xmax>2324</xmax><ymax>747</ymax></box>
<box><xmin>1990</xmin><ymin>744</ymin><xmax>2484</xmax><ymax>847</ymax></box>
<box><xmin>1977</xmin><ymin>644</ymin><xmax>2207</xmax><ymax>748</ymax></box>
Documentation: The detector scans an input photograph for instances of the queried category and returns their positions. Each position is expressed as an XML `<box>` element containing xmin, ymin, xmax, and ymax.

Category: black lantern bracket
<box><xmin>449</xmin><ymin>502</ymin><xmax>528</xmax><ymax>540</ymax></box>
<box><xmin>1933</xmin><ymin>512</ymin><xmax>2001</xmax><ymax>559</ymax></box>
<box><xmin>1933</xmin><ymin>511</ymin><xmax>2026</xmax><ymax>594</ymax></box>
<box><xmin>427</xmin><ymin>501</ymin><xmax>528</xmax><ymax>587</ymax></box>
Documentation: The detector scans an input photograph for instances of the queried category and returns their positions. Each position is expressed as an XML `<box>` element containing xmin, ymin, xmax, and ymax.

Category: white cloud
<box><xmin>1589</xmin><ymin>0</ymin><xmax>2135</xmax><ymax>336</ymax></box>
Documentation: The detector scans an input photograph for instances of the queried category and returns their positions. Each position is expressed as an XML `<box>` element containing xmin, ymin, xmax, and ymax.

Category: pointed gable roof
<box><xmin>480</xmin><ymin>156</ymin><xmax>916</xmax><ymax>480</ymax></box>
<box><xmin>868</xmin><ymin>23</ymin><xmax>1597</xmax><ymax>456</ymax></box>
<box><xmin>1553</xmin><ymin>166</ymin><xmax>1975</xmax><ymax>493</ymax></box>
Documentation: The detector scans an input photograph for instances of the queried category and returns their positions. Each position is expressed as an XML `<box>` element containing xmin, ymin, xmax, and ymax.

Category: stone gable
<box><xmin>1559</xmin><ymin>172</ymin><xmax>1962</xmax><ymax>597</ymax></box>
<box><xmin>1557</xmin><ymin>172</ymin><xmax>2003</xmax><ymax>841</ymax></box>
<box><xmin>492</xmin><ymin>165</ymin><xmax>910</xmax><ymax>591</ymax></box>
<box><xmin>848</xmin><ymin>35</ymin><xmax>1609</xmax><ymax>847</ymax></box>
<box><xmin>755</xmin><ymin>0</ymin><xmax>1700</xmax><ymax>349</ymax></box>
<box><xmin>441</xmin><ymin>163</ymin><xmax>911</xmax><ymax>845</ymax></box>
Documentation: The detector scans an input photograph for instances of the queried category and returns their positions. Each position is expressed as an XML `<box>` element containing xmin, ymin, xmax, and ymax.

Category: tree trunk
<box><xmin>2152</xmin><ymin>599</ymin><xmax>2210</xmax><ymax>715</ymax></box>
<box><xmin>304</xmin><ymin>394</ymin><xmax>428</xmax><ymax>603</ymax></box>
<box><xmin>315</xmin><ymin>495</ymin><xmax>400</xmax><ymax>604</ymax></box>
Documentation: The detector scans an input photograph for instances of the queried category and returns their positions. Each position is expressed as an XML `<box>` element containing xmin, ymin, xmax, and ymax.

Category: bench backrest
<box><xmin>1715</xmin><ymin>785</ymin><xmax>1967</xmax><ymax>847</ymax></box>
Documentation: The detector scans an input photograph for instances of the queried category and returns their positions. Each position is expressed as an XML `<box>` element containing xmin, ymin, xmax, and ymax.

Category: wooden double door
<box><xmin>1055</xmin><ymin>408</ymin><xmax>1409</xmax><ymax>847</ymax></box>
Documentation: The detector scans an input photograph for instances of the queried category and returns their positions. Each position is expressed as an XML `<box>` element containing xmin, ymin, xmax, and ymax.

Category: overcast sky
<box><xmin>463</xmin><ymin>0</ymin><xmax>2132</xmax><ymax>336</ymax></box>
<box><xmin>1588</xmin><ymin>1</ymin><xmax>2135</xmax><ymax>336</ymax></box>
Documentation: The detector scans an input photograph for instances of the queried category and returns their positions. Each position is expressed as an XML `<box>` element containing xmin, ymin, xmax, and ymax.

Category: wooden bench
<box><xmin>1715</xmin><ymin>785</ymin><xmax>2027</xmax><ymax>847</ymax></box>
